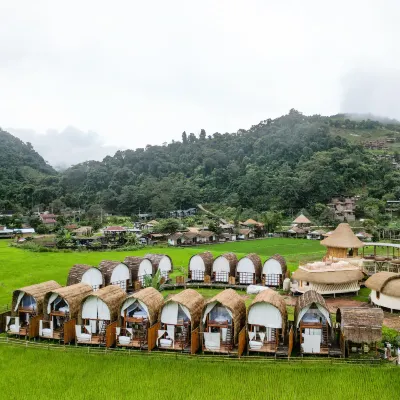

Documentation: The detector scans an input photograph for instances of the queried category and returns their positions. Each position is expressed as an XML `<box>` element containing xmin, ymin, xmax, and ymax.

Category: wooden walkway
<box><xmin>161</xmin><ymin>282</ymin><xmax>249</xmax><ymax>291</ymax></box>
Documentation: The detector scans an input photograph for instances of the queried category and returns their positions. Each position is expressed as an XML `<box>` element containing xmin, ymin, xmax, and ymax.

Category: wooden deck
<box><xmin>203</xmin><ymin>346</ymin><xmax>238</xmax><ymax>355</ymax></box>
<box><xmin>76</xmin><ymin>336</ymin><xmax>105</xmax><ymax>346</ymax></box>
<box><xmin>116</xmin><ymin>339</ymin><xmax>148</xmax><ymax>349</ymax></box>
<box><xmin>158</xmin><ymin>342</ymin><xmax>191</xmax><ymax>352</ymax></box>
<box><xmin>248</xmin><ymin>343</ymin><xmax>277</xmax><ymax>354</ymax></box>
<box><xmin>161</xmin><ymin>282</ymin><xmax>249</xmax><ymax>291</ymax></box>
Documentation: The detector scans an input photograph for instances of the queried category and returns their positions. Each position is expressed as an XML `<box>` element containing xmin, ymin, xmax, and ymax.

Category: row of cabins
<box><xmin>188</xmin><ymin>252</ymin><xmax>287</xmax><ymax>286</ymax></box>
<box><xmin>6</xmin><ymin>283</ymin><xmax>384</xmax><ymax>358</ymax></box>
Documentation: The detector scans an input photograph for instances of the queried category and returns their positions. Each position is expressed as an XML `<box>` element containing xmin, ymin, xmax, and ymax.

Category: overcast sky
<box><xmin>1</xmin><ymin>1</ymin><xmax>399</xmax><ymax>166</ymax></box>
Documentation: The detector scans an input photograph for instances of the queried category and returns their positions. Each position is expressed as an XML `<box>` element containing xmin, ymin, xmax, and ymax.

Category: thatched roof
<box><xmin>320</xmin><ymin>223</ymin><xmax>364</xmax><ymax>249</ymax></box>
<box><xmin>293</xmin><ymin>214</ymin><xmax>311</xmax><ymax>224</ymax></box>
<box><xmin>123</xmin><ymin>256</ymin><xmax>146</xmax><ymax>281</ymax></box>
<box><xmin>163</xmin><ymin>289</ymin><xmax>204</xmax><ymax>328</ymax></box>
<box><xmin>121</xmin><ymin>287</ymin><xmax>164</xmax><ymax>326</ymax></box>
<box><xmin>294</xmin><ymin>290</ymin><xmax>329</xmax><ymax>325</ymax></box>
<box><xmin>365</xmin><ymin>272</ymin><xmax>400</xmax><ymax>297</ymax></box>
<box><xmin>213</xmin><ymin>253</ymin><xmax>238</xmax><ymax>276</ymax></box>
<box><xmin>67</xmin><ymin>264</ymin><xmax>101</xmax><ymax>286</ymax></box>
<box><xmin>238</xmin><ymin>253</ymin><xmax>262</xmax><ymax>279</ymax></box>
<box><xmin>336</xmin><ymin>307</ymin><xmax>383</xmax><ymax>344</ymax></box>
<box><xmin>264</xmin><ymin>254</ymin><xmax>287</xmax><ymax>276</ymax></box>
<box><xmin>12</xmin><ymin>281</ymin><xmax>61</xmax><ymax>316</ymax></box>
<box><xmin>43</xmin><ymin>283</ymin><xmax>92</xmax><ymax>319</ymax></box>
<box><xmin>291</xmin><ymin>268</ymin><xmax>363</xmax><ymax>284</ymax></box>
<box><xmin>203</xmin><ymin>289</ymin><xmax>246</xmax><ymax>343</ymax></box>
<box><xmin>242</xmin><ymin>219</ymin><xmax>263</xmax><ymax>226</ymax></box>
<box><xmin>188</xmin><ymin>252</ymin><xmax>214</xmax><ymax>276</ymax></box>
<box><xmin>98</xmin><ymin>260</ymin><xmax>128</xmax><ymax>285</ymax></box>
<box><xmin>248</xmin><ymin>289</ymin><xmax>287</xmax><ymax>332</ymax></box>
<box><xmin>78</xmin><ymin>285</ymin><xmax>126</xmax><ymax>322</ymax></box>
<box><xmin>145</xmin><ymin>253</ymin><xmax>173</xmax><ymax>272</ymax></box>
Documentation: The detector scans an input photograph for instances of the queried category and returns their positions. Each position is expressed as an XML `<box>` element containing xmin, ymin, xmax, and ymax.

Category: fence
<box><xmin>213</xmin><ymin>272</ymin><xmax>229</xmax><ymax>283</ymax></box>
<box><xmin>190</xmin><ymin>270</ymin><xmax>205</xmax><ymax>281</ymax></box>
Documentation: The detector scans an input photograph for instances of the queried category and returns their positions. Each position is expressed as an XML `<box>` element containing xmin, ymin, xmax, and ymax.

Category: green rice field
<box><xmin>0</xmin><ymin>238</ymin><xmax>324</xmax><ymax>307</ymax></box>
<box><xmin>0</xmin><ymin>345</ymin><xmax>398</xmax><ymax>400</ymax></box>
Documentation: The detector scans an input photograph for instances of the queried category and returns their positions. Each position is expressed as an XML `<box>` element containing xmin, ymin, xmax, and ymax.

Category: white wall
<box><xmin>263</xmin><ymin>259</ymin><xmax>282</xmax><ymax>275</ymax></box>
<box><xmin>189</xmin><ymin>255</ymin><xmax>205</xmax><ymax>271</ymax></box>
<box><xmin>159</xmin><ymin>256</ymin><xmax>172</xmax><ymax>272</ymax></box>
<box><xmin>82</xmin><ymin>268</ymin><xmax>103</xmax><ymax>288</ymax></box>
<box><xmin>110</xmin><ymin>263</ymin><xmax>130</xmax><ymax>284</ymax></box>
<box><xmin>213</xmin><ymin>257</ymin><xmax>230</xmax><ymax>273</ymax></box>
<box><xmin>237</xmin><ymin>258</ymin><xmax>255</xmax><ymax>273</ymax></box>
<box><xmin>371</xmin><ymin>290</ymin><xmax>400</xmax><ymax>311</ymax></box>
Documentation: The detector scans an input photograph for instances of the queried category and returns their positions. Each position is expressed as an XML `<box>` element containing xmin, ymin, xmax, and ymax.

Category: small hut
<box><xmin>236</xmin><ymin>253</ymin><xmax>262</xmax><ymax>284</ymax></box>
<box><xmin>99</xmin><ymin>260</ymin><xmax>131</xmax><ymax>292</ymax></box>
<box><xmin>7</xmin><ymin>281</ymin><xmax>61</xmax><ymax>338</ymax></box>
<box><xmin>320</xmin><ymin>223</ymin><xmax>364</xmax><ymax>258</ymax></box>
<box><xmin>247</xmin><ymin>289</ymin><xmax>287</xmax><ymax>354</ymax></box>
<box><xmin>188</xmin><ymin>252</ymin><xmax>214</xmax><ymax>282</ymax></box>
<box><xmin>294</xmin><ymin>290</ymin><xmax>332</xmax><ymax>355</ymax></box>
<box><xmin>145</xmin><ymin>254</ymin><xmax>173</xmax><ymax>280</ymax></box>
<box><xmin>39</xmin><ymin>283</ymin><xmax>92</xmax><ymax>343</ymax></box>
<box><xmin>336</xmin><ymin>307</ymin><xmax>384</xmax><ymax>356</ymax></box>
<box><xmin>117</xmin><ymin>287</ymin><xmax>164</xmax><ymax>349</ymax></box>
<box><xmin>76</xmin><ymin>285</ymin><xmax>126</xmax><ymax>346</ymax></box>
<box><xmin>365</xmin><ymin>272</ymin><xmax>400</xmax><ymax>312</ymax></box>
<box><xmin>67</xmin><ymin>264</ymin><xmax>103</xmax><ymax>290</ymax></box>
<box><xmin>212</xmin><ymin>253</ymin><xmax>238</xmax><ymax>283</ymax></box>
<box><xmin>158</xmin><ymin>289</ymin><xmax>204</xmax><ymax>353</ymax></box>
<box><xmin>124</xmin><ymin>256</ymin><xmax>154</xmax><ymax>287</ymax></box>
<box><xmin>201</xmin><ymin>289</ymin><xmax>246</xmax><ymax>353</ymax></box>
<box><xmin>262</xmin><ymin>254</ymin><xmax>287</xmax><ymax>286</ymax></box>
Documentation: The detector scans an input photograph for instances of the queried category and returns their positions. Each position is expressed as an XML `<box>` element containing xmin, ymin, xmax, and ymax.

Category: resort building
<box><xmin>365</xmin><ymin>272</ymin><xmax>400</xmax><ymax>312</ymax></box>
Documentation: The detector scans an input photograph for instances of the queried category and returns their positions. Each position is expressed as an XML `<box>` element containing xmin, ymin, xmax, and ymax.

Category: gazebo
<box><xmin>320</xmin><ymin>223</ymin><xmax>364</xmax><ymax>258</ymax></box>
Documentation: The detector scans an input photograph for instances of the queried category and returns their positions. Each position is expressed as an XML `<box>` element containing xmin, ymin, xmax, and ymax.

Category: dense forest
<box><xmin>1</xmin><ymin>110</ymin><xmax>400</xmax><ymax>222</ymax></box>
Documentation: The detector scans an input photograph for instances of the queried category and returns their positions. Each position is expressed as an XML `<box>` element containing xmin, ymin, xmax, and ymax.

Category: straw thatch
<box><xmin>291</xmin><ymin>268</ymin><xmax>363</xmax><ymax>284</ymax></box>
<box><xmin>12</xmin><ymin>281</ymin><xmax>61</xmax><ymax>316</ymax></box>
<box><xmin>162</xmin><ymin>289</ymin><xmax>204</xmax><ymax>329</ymax></box>
<box><xmin>43</xmin><ymin>283</ymin><xmax>93</xmax><ymax>319</ymax></box>
<box><xmin>213</xmin><ymin>253</ymin><xmax>238</xmax><ymax>276</ymax></box>
<box><xmin>98</xmin><ymin>260</ymin><xmax>128</xmax><ymax>285</ymax></box>
<box><xmin>365</xmin><ymin>272</ymin><xmax>400</xmax><ymax>297</ymax></box>
<box><xmin>264</xmin><ymin>254</ymin><xmax>287</xmax><ymax>276</ymax></box>
<box><xmin>294</xmin><ymin>290</ymin><xmax>329</xmax><ymax>325</ymax></box>
<box><xmin>238</xmin><ymin>253</ymin><xmax>262</xmax><ymax>281</ymax></box>
<box><xmin>67</xmin><ymin>264</ymin><xmax>102</xmax><ymax>286</ymax></box>
<box><xmin>320</xmin><ymin>223</ymin><xmax>364</xmax><ymax>249</ymax></box>
<box><xmin>123</xmin><ymin>256</ymin><xmax>145</xmax><ymax>281</ymax></box>
<box><xmin>203</xmin><ymin>289</ymin><xmax>246</xmax><ymax>343</ymax></box>
<box><xmin>121</xmin><ymin>287</ymin><xmax>164</xmax><ymax>326</ymax></box>
<box><xmin>248</xmin><ymin>289</ymin><xmax>288</xmax><ymax>333</ymax></box>
<box><xmin>293</xmin><ymin>214</ymin><xmax>311</xmax><ymax>224</ymax></box>
<box><xmin>145</xmin><ymin>253</ymin><xmax>173</xmax><ymax>272</ymax></box>
<box><xmin>188</xmin><ymin>251</ymin><xmax>214</xmax><ymax>276</ymax></box>
<box><xmin>336</xmin><ymin>307</ymin><xmax>383</xmax><ymax>344</ymax></box>
<box><xmin>78</xmin><ymin>285</ymin><xmax>126</xmax><ymax>323</ymax></box>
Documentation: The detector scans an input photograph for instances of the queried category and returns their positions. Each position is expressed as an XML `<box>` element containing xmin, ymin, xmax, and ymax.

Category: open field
<box><xmin>0</xmin><ymin>238</ymin><xmax>324</xmax><ymax>307</ymax></box>
<box><xmin>0</xmin><ymin>345</ymin><xmax>398</xmax><ymax>400</ymax></box>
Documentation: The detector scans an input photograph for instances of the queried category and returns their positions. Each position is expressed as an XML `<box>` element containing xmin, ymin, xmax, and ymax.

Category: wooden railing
<box><xmin>63</xmin><ymin>319</ymin><xmax>76</xmax><ymax>344</ymax></box>
<box><xmin>106</xmin><ymin>321</ymin><xmax>117</xmax><ymax>348</ymax></box>
<box><xmin>191</xmin><ymin>327</ymin><xmax>199</xmax><ymax>354</ymax></box>
<box><xmin>148</xmin><ymin>322</ymin><xmax>160</xmax><ymax>351</ymax></box>
<box><xmin>238</xmin><ymin>327</ymin><xmax>246</xmax><ymax>358</ymax></box>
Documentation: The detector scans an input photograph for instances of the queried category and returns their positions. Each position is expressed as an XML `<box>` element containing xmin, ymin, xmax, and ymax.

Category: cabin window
<box><xmin>376</xmin><ymin>291</ymin><xmax>380</xmax><ymax>299</ymax></box>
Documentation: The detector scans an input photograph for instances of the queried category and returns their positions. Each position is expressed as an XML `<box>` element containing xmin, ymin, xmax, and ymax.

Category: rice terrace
<box><xmin>1</xmin><ymin>238</ymin><xmax>399</xmax><ymax>400</ymax></box>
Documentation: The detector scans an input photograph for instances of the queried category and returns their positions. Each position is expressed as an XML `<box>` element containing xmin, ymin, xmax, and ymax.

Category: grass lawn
<box><xmin>0</xmin><ymin>345</ymin><xmax>398</xmax><ymax>400</ymax></box>
<box><xmin>0</xmin><ymin>238</ymin><xmax>324</xmax><ymax>307</ymax></box>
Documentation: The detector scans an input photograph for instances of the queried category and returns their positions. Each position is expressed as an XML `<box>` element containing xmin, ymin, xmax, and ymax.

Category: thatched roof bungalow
<box><xmin>188</xmin><ymin>252</ymin><xmax>214</xmax><ymax>282</ymax></box>
<box><xmin>236</xmin><ymin>253</ymin><xmax>262</xmax><ymax>285</ymax></box>
<box><xmin>67</xmin><ymin>264</ymin><xmax>103</xmax><ymax>290</ymax></box>
<box><xmin>117</xmin><ymin>287</ymin><xmax>164</xmax><ymax>349</ymax></box>
<box><xmin>247</xmin><ymin>289</ymin><xmax>287</xmax><ymax>354</ymax></box>
<box><xmin>124</xmin><ymin>256</ymin><xmax>154</xmax><ymax>286</ymax></box>
<box><xmin>158</xmin><ymin>289</ymin><xmax>204</xmax><ymax>352</ymax></box>
<box><xmin>201</xmin><ymin>289</ymin><xmax>246</xmax><ymax>353</ymax></box>
<box><xmin>145</xmin><ymin>253</ymin><xmax>173</xmax><ymax>280</ymax></box>
<box><xmin>365</xmin><ymin>272</ymin><xmax>400</xmax><ymax>312</ymax></box>
<box><xmin>212</xmin><ymin>253</ymin><xmax>238</xmax><ymax>283</ymax></box>
<box><xmin>320</xmin><ymin>223</ymin><xmax>364</xmax><ymax>258</ymax></box>
<box><xmin>262</xmin><ymin>254</ymin><xmax>287</xmax><ymax>287</ymax></box>
<box><xmin>99</xmin><ymin>260</ymin><xmax>131</xmax><ymax>292</ymax></box>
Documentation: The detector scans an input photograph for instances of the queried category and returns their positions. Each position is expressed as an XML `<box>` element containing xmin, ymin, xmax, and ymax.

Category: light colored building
<box><xmin>365</xmin><ymin>272</ymin><xmax>400</xmax><ymax>312</ymax></box>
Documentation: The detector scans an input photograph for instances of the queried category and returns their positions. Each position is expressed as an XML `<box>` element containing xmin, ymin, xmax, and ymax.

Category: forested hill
<box><xmin>2</xmin><ymin>110</ymin><xmax>400</xmax><ymax>215</ymax></box>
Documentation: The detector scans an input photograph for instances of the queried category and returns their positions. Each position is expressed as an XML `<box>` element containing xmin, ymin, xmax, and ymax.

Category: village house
<box><xmin>327</xmin><ymin>196</ymin><xmax>359</xmax><ymax>222</ymax></box>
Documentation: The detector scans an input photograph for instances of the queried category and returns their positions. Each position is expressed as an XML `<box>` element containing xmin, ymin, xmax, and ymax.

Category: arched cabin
<box><xmin>124</xmin><ymin>256</ymin><xmax>155</xmax><ymax>287</ymax></box>
<box><xmin>99</xmin><ymin>260</ymin><xmax>131</xmax><ymax>292</ymax></box>
<box><xmin>145</xmin><ymin>254</ymin><xmax>173</xmax><ymax>281</ymax></box>
<box><xmin>365</xmin><ymin>272</ymin><xmax>400</xmax><ymax>312</ymax></box>
<box><xmin>212</xmin><ymin>253</ymin><xmax>238</xmax><ymax>283</ymax></box>
<box><xmin>236</xmin><ymin>253</ymin><xmax>262</xmax><ymax>285</ymax></box>
<box><xmin>188</xmin><ymin>252</ymin><xmax>214</xmax><ymax>282</ymax></box>
<box><xmin>201</xmin><ymin>289</ymin><xmax>246</xmax><ymax>354</ymax></box>
<box><xmin>67</xmin><ymin>264</ymin><xmax>103</xmax><ymax>291</ymax></box>
<box><xmin>117</xmin><ymin>287</ymin><xmax>164</xmax><ymax>349</ymax></box>
<box><xmin>262</xmin><ymin>254</ymin><xmax>287</xmax><ymax>287</ymax></box>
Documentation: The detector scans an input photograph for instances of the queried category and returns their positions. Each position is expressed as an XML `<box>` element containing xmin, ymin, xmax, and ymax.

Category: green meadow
<box><xmin>0</xmin><ymin>238</ymin><xmax>324</xmax><ymax>307</ymax></box>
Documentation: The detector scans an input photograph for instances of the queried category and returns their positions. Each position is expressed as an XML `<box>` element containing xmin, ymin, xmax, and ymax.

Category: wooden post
<box><xmin>105</xmin><ymin>321</ymin><xmax>117</xmax><ymax>348</ymax></box>
<box><xmin>238</xmin><ymin>327</ymin><xmax>246</xmax><ymax>358</ymax></box>
<box><xmin>29</xmin><ymin>315</ymin><xmax>42</xmax><ymax>338</ymax></box>
<box><xmin>148</xmin><ymin>321</ymin><xmax>160</xmax><ymax>351</ymax></box>
<box><xmin>191</xmin><ymin>327</ymin><xmax>199</xmax><ymax>354</ymax></box>
<box><xmin>63</xmin><ymin>319</ymin><xmax>76</xmax><ymax>344</ymax></box>
<box><xmin>288</xmin><ymin>326</ymin><xmax>294</xmax><ymax>359</ymax></box>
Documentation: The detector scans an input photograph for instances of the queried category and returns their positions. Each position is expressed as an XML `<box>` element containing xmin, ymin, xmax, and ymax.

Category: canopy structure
<box><xmin>12</xmin><ymin>281</ymin><xmax>61</xmax><ymax>315</ymax></box>
<box><xmin>212</xmin><ymin>253</ymin><xmax>238</xmax><ymax>282</ymax></box>
<box><xmin>43</xmin><ymin>283</ymin><xmax>92</xmax><ymax>320</ymax></box>
<box><xmin>188</xmin><ymin>252</ymin><xmax>214</xmax><ymax>281</ymax></box>
<box><xmin>236</xmin><ymin>253</ymin><xmax>262</xmax><ymax>284</ymax></box>
<box><xmin>320</xmin><ymin>223</ymin><xmax>364</xmax><ymax>258</ymax></box>
<box><xmin>262</xmin><ymin>254</ymin><xmax>287</xmax><ymax>286</ymax></box>
<box><xmin>202</xmin><ymin>289</ymin><xmax>246</xmax><ymax>343</ymax></box>
<box><xmin>120</xmin><ymin>287</ymin><xmax>164</xmax><ymax>326</ymax></box>
<box><xmin>98</xmin><ymin>260</ymin><xmax>131</xmax><ymax>291</ymax></box>
<box><xmin>294</xmin><ymin>290</ymin><xmax>331</xmax><ymax>328</ymax></box>
<box><xmin>145</xmin><ymin>253</ymin><xmax>173</xmax><ymax>279</ymax></box>
<box><xmin>365</xmin><ymin>272</ymin><xmax>400</xmax><ymax>311</ymax></box>
<box><xmin>247</xmin><ymin>289</ymin><xmax>287</xmax><ymax>332</ymax></box>
<box><xmin>336</xmin><ymin>307</ymin><xmax>383</xmax><ymax>344</ymax></box>
<box><xmin>67</xmin><ymin>264</ymin><xmax>103</xmax><ymax>290</ymax></box>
